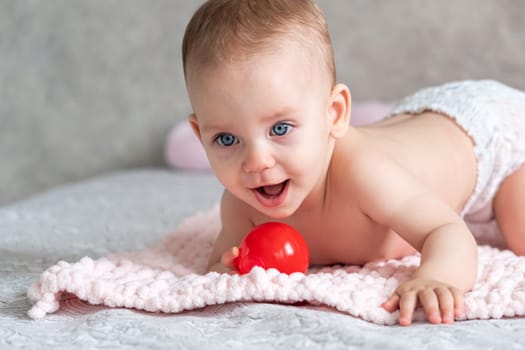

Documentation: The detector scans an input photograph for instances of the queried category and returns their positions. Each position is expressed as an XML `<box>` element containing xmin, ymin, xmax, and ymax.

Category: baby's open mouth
<box><xmin>256</xmin><ymin>180</ymin><xmax>289</xmax><ymax>199</ymax></box>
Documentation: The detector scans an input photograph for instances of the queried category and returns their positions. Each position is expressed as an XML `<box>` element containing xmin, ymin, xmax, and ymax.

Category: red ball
<box><xmin>233</xmin><ymin>222</ymin><xmax>309</xmax><ymax>275</ymax></box>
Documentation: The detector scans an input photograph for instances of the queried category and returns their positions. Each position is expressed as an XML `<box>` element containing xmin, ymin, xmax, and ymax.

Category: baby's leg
<box><xmin>494</xmin><ymin>164</ymin><xmax>525</xmax><ymax>255</ymax></box>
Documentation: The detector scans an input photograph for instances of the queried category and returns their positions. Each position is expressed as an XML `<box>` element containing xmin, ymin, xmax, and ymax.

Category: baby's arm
<box><xmin>207</xmin><ymin>190</ymin><xmax>254</xmax><ymax>274</ymax></box>
<box><xmin>351</xmin><ymin>155</ymin><xmax>478</xmax><ymax>325</ymax></box>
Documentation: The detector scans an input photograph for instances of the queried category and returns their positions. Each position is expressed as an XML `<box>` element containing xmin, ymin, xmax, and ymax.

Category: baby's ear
<box><xmin>327</xmin><ymin>83</ymin><xmax>351</xmax><ymax>138</ymax></box>
<box><xmin>188</xmin><ymin>114</ymin><xmax>203</xmax><ymax>142</ymax></box>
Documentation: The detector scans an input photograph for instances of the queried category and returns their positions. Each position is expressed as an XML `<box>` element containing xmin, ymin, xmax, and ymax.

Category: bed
<box><xmin>1</xmin><ymin>170</ymin><xmax>524</xmax><ymax>349</ymax></box>
<box><xmin>2</xmin><ymin>1</ymin><xmax>525</xmax><ymax>349</ymax></box>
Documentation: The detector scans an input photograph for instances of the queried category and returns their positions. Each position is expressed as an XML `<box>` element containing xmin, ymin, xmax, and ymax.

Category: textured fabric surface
<box><xmin>2</xmin><ymin>170</ymin><xmax>525</xmax><ymax>349</ymax></box>
<box><xmin>2</xmin><ymin>0</ymin><xmax>525</xmax><ymax>205</ymax></box>
<box><xmin>28</xmin><ymin>203</ymin><xmax>525</xmax><ymax>325</ymax></box>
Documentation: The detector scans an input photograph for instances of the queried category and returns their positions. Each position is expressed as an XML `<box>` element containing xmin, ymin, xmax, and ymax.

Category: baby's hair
<box><xmin>182</xmin><ymin>0</ymin><xmax>335</xmax><ymax>84</ymax></box>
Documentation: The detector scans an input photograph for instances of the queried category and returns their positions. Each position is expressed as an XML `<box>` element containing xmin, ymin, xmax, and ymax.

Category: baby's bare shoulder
<box><xmin>333</xmin><ymin>140</ymin><xmax>396</xmax><ymax>187</ymax></box>
<box><xmin>333</xmin><ymin>143</ymin><xmax>421</xmax><ymax>212</ymax></box>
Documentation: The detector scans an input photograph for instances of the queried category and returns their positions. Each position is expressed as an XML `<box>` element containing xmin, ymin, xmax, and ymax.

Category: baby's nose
<box><xmin>242</xmin><ymin>145</ymin><xmax>275</xmax><ymax>173</ymax></box>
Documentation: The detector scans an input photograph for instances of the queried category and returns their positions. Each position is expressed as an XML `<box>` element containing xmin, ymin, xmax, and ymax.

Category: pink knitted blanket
<box><xmin>27</xmin><ymin>205</ymin><xmax>525</xmax><ymax>324</ymax></box>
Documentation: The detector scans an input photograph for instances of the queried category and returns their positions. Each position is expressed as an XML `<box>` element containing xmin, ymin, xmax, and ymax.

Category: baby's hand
<box><xmin>381</xmin><ymin>278</ymin><xmax>464</xmax><ymax>326</ymax></box>
<box><xmin>220</xmin><ymin>246</ymin><xmax>239</xmax><ymax>269</ymax></box>
<box><xmin>208</xmin><ymin>247</ymin><xmax>239</xmax><ymax>274</ymax></box>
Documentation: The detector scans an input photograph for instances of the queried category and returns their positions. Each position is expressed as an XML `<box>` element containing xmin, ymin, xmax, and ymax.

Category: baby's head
<box><xmin>182</xmin><ymin>0</ymin><xmax>350</xmax><ymax>218</ymax></box>
<box><xmin>182</xmin><ymin>0</ymin><xmax>335</xmax><ymax>87</ymax></box>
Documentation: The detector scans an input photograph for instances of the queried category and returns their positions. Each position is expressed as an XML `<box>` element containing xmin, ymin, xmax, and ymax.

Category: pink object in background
<box><xmin>165</xmin><ymin>101</ymin><xmax>394</xmax><ymax>171</ymax></box>
<box><xmin>164</xmin><ymin>120</ymin><xmax>211</xmax><ymax>171</ymax></box>
<box><xmin>350</xmin><ymin>101</ymin><xmax>394</xmax><ymax>126</ymax></box>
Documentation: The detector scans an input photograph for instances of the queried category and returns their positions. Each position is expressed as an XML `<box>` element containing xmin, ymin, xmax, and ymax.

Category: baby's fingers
<box><xmin>450</xmin><ymin>287</ymin><xmax>465</xmax><ymax>318</ymax></box>
<box><xmin>419</xmin><ymin>289</ymin><xmax>442</xmax><ymax>324</ymax></box>
<box><xmin>382</xmin><ymin>290</ymin><xmax>418</xmax><ymax>326</ymax></box>
<box><xmin>435</xmin><ymin>287</ymin><xmax>456</xmax><ymax>323</ymax></box>
<box><xmin>398</xmin><ymin>291</ymin><xmax>417</xmax><ymax>326</ymax></box>
<box><xmin>419</xmin><ymin>287</ymin><xmax>464</xmax><ymax>324</ymax></box>
<box><xmin>381</xmin><ymin>292</ymin><xmax>400</xmax><ymax>313</ymax></box>
<box><xmin>220</xmin><ymin>246</ymin><xmax>239</xmax><ymax>268</ymax></box>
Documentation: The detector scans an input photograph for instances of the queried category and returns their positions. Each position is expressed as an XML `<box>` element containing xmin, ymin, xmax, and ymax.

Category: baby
<box><xmin>182</xmin><ymin>0</ymin><xmax>525</xmax><ymax>326</ymax></box>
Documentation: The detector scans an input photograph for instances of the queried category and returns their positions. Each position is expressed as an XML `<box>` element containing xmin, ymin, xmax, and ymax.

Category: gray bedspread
<box><xmin>2</xmin><ymin>169</ymin><xmax>525</xmax><ymax>349</ymax></box>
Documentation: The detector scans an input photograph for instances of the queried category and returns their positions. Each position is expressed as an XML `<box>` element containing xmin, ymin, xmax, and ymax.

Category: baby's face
<box><xmin>187</xmin><ymin>42</ymin><xmax>336</xmax><ymax>218</ymax></box>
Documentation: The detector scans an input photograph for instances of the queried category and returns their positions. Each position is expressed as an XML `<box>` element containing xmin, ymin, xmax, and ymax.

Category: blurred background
<box><xmin>1</xmin><ymin>0</ymin><xmax>524</xmax><ymax>205</ymax></box>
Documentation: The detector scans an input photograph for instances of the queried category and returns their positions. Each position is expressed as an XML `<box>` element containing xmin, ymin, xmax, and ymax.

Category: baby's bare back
<box><xmin>364</xmin><ymin>112</ymin><xmax>477</xmax><ymax>211</ymax></box>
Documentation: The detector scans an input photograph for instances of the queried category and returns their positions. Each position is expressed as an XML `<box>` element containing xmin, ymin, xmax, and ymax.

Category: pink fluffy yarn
<box><xmin>27</xmin><ymin>204</ymin><xmax>525</xmax><ymax>324</ymax></box>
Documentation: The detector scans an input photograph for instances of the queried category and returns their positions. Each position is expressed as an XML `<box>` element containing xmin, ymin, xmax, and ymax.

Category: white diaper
<box><xmin>390</xmin><ymin>80</ymin><xmax>525</xmax><ymax>236</ymax></box>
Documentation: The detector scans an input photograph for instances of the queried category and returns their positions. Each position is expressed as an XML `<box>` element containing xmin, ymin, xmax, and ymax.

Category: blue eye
<box><xmin>216</xmin><ymin>133</ymin><xmax>238</xmax><ymax>147</ymax></box>
<box><xmin>271</xmin><ymin>122</ymin><xmax>292</xmax><ymax>136</ymax></box>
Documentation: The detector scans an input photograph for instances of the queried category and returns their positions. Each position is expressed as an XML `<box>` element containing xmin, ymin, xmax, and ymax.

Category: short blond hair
<box><xmin>182</xmin><ymin>0</ymin><xmax>335</xmax><ymax>84</ymax></box>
